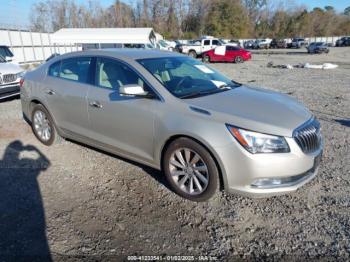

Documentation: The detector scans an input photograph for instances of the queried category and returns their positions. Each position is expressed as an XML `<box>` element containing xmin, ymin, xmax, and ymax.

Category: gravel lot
<box><xmin>0</xmin><ymin>48</ymin><xmax>349</xmax><ymax>261</ymax></box>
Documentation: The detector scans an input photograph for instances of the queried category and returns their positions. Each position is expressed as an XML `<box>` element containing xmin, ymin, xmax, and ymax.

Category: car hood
<box><xmin>186</xmin><ymin>86</ymin><xmax>312</xmax><ymax>137</ymax></box>
<box><xmin>0</xmin><ymin>62</ymin><xmax>22</xmax><ymax>74</ymax></box>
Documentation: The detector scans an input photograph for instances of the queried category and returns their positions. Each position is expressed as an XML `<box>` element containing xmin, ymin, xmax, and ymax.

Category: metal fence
<box><xmin>1</xmin><ymin>26</ymin><xmax>348</xmax><ymax>64</ymax></box>
<box><xmin>0</xmin><ymin>28</ymin><xmax>80</xmax><ymax>64</ymax></box>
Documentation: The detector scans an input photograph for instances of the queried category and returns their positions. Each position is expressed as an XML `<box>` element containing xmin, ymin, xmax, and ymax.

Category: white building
<box><xmin>52</xmin><ymin>27</ymin><xmax>158</xmax><ymax>50</ymax></box>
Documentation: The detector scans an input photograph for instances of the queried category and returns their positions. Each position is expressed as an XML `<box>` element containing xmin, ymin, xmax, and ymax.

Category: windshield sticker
<box><xmin>211</xmin><ymin>80</ymin><xmax>227</xmax><ymax>87</ymax></box>
<box><xmin>195</xmin><ymin>65</ymin><xmax>214</xmax><ymax>74</ymax></box>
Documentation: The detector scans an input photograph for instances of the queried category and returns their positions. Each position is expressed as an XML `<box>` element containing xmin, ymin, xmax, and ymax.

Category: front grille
<box><xmin>2</xmin><ymin>74</ymin><xmax>17</xmax><ymax>83</ymax></box>
<box><xmin>293</xmin><ymin>118</ymin><xmax>322</xmax><ymax>154</ymax></box>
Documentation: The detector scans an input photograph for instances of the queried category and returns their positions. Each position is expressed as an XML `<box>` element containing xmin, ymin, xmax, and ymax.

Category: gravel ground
<box><xmin>0</xmin><ymin>47</ymin><xmax>349</xmax><ymax>261</ymax></box>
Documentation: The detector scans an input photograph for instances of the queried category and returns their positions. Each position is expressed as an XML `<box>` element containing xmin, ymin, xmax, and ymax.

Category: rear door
<box><xmin>226</xmin><ymin>46</ymin><xmax>240</xmax><ymax>62</ymax></box>
<box><xmin>86</xmin><ymin>57</ymin><xmax>158</xmax><ymax>162</ymax></box>
<box><xmin>44</xmin><ymin>56</ymin><xmax>93</xmax><ymax>136</ymax></box>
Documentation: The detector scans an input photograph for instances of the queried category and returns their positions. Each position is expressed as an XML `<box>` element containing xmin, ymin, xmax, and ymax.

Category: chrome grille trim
<box><xmin>293</xmin><ymin>118</ymin><xmax>322</xmax><ymax>154</ymax></box>
<box><xmin>2</xmin><ymin>74</ymin><xmax>16</xmax><ymax>83</ymax></box>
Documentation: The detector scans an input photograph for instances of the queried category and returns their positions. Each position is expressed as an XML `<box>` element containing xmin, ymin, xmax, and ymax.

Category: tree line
<box><xmin>30</xmin><ymin>0</ymin><xmax>350</xmax><ymax>39</ymax></box>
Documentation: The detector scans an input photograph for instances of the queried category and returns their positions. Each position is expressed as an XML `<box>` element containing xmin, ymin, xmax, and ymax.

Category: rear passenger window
<box><xmin>48</xmin><ymin>61</ymin><xmax>60</xmax><ymax>77</ymax></box>
<box><xmin>227</xmin><ymin>46</ymin><xmax>240</xmax><ymax>51</ymax></box>
<box><xmin>59</xmin><ymin>57</ymin><xmax>92</xmax><ymax>84</ymax></box>
<box><xmin>204</xmin><ymin>40</ymin><xmax>210</xmax><ymax>46</ymax></box>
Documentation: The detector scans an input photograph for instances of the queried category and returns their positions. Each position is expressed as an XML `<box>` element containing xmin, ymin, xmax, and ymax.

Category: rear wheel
<box><xmin>234</xmin><ymin>56</ymin><xmax>243</xmax><ymax>63</ymax></box>
<box><xmin>31</xmin><ymin>104</ymin><xmax>61</xmax><ymax>146</ymax></box>
<box><xmin>163</xmin><ymin>137</ymin><xmax>219</xmax><ymax>202</ymax></box>
<box><xmin>188</xmin><ymin>50</ymin><xmax>197</xmax><ymax>58</ymax></box>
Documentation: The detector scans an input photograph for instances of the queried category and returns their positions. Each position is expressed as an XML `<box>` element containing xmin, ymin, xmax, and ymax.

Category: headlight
<box><xmin>226</xmin><ymin>125</ymin><xmax>290</xmax><ymax>153</ymax></box>
<box><xmin>16</xmin><ymin>71</ymin><xmax>25</xmax><ymax>79</ymax></box>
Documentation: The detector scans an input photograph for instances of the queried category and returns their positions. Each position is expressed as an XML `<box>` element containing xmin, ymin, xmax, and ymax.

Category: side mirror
<box><xmin>119</xmin><ymin>84</ymin><xmax>153</xmax><ymax>98</ymax></box>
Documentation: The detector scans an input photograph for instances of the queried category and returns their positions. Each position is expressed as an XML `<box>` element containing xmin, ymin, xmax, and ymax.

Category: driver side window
<box><xmin>95</xmin><ymin>57</ymin><xmax>146</xmax><ymax>91</ymax></box>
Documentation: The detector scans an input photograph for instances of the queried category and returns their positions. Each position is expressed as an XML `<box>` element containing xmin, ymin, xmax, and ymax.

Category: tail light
<box><xmin>19</xmin><ymin>78</ymin><xmax>24</xmax><ymax>88</ymax></box>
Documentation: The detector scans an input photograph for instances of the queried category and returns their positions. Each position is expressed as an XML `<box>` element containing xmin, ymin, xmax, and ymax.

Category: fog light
<box><xmin>251</xmin><ymin>178</ymin><xmax>283</xmax><ymax>188</ymax></box>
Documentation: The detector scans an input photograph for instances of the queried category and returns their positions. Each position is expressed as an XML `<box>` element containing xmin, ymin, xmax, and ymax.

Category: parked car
<box><xmin>164</xmin><ymin>40</ymin><xmax>177</xmax><ymax>49</ymax></box>
<box><xmin>307</xmin><ymin>42</ymin><xmax>330</xmax><ymax>54</ymax></box>
<box><xmin>0</xmin><ymin>55</ymin><xmax>24</xmax><ymax>100</ymax></box>
<box><xmin>270</xmin><ymin>39</ymin><xmax>287</xmax><ymax>49</ymax></box>
<box><xmin>156</xmin><ymin>40</ymin><xmax>173</xmax><ymax>51</ymax></box>
<box><xmin>243</xmin><ymin>40</ymin><xmax>255</xmax><ymax>49</ymax></box>
<box><xmin>0</xmin><ymin>45</ymin><xmax>16</xmax><ymax>63</ymax></box>
<box><xmin>174</xmin><ymin>40</ymin><xmax>185</xmax><ymax>53</ymax></box>
<box><xmin>181</xmin><ymin>38</ymin><xmax>225</xmax><ymax>58</ymax></box>
<box><xmin>253</xmin><ymin>39</ymin><xmax>271</xmax><ymax>49</ymax></box>
<box><xmin>335</xmin><ymin>36</ymin><xmax>350</xmax><ymax>47</ymax></box>
<box><xmin>202</xmin><ymin>45</ymin><xmax>251</xmax><ymax>63</ymax></box>
<box><xmin>227</xmin><ymin>39</ymin><xmax>241</xmax><ymax>46</ymax></box>
<box><xmin>290</xmin><ymin>38</ymin><xmax>307</xmax><ymax>48</ymax></box>
<box><xmin>21</xmin><ymin>49</ymin><xmax>323</xmax><ymax>201</ymax></box>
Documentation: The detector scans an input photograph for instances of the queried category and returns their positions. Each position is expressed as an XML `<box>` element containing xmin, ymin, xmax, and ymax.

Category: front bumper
<box><xmin>0</xmin><ymin>82</ymin><xmax>20</xmax><ymax>99</ymax></box>
<box><xmin>215</xmin><ymin>136</ymin><xmax>322</xmax><ymax>198</ymax></box>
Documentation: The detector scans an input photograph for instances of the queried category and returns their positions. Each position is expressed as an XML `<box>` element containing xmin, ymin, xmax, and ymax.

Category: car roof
<box><xmin>55</xmin><ymin>49</ymin><xmax>184</xmax><ymax>62</ymax></box>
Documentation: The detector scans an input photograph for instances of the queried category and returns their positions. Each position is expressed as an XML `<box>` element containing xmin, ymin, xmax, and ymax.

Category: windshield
<box><xmin>137</xmin><ymin>56</ymin><xmax>240</xmax><ymax>98</ymax></box>
<box><xmin>0</xmin><ymin>46</ymin><xmax>14</xmax><ymax>58</ymax></box>
<box><xmin>0</xmin><ymin>55</ymin><xmax>6</xmax><ymax>63</ymax></box>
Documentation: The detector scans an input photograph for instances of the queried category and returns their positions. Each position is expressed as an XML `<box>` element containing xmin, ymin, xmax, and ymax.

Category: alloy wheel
<box><xmin>169</xmin><ymin>148</ymin><xmax>209</xmax><ymax>195</ymax></box>
<box><xmin>33</xmin><ymin>110</ymin><xmax>52</xmax><ymax>141</ymax></box>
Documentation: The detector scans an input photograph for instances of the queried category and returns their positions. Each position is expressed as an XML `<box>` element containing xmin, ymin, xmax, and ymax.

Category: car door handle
<box><xmin>89</xmin><ymin>101</ymin><xmax>103</xmax><ymax>109</ymax></box>
<box><xmin>46</xmin><ymin>89</ymin><xmax>55</xmax><ymax>95</ymax></box>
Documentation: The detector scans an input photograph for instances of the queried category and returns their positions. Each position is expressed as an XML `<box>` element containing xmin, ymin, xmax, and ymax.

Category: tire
<box><xmin>163</xmin><ymin>137</ymin><xmax>220</xmax><ymax>202</ymax></box>
<box><xmin>234</xmin><ymin>56</ymin><xmax>243</xmax><ymax>63</ymax></box>
<box><xmin>202</xmin><ymin>55</ymin><xmax>210</xmax><ymax>63</ymax></box>
<box><xmin>188</xmin><ymin>50</ymin><xmax>197</xmax><ymax>58</ymax></box>
<box><xmin>31</xmin><ymin>104</ymin><xmax>61</xmax><ymax>146</ymax></box>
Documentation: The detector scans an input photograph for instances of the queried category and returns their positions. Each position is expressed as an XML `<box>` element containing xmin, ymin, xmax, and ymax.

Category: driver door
<box><xmin>87</xmin><ymin>57</ymin><xmax>158</xmax><ymax>162</ymax></box>
<box><xmin>202</xmin><ymin>39</ymin><xmax>212</xmax><ymax>53</ymax></box>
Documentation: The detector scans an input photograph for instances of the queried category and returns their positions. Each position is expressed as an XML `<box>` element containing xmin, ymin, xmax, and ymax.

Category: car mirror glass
<box><xmin>119</xmin><ymin>84</ymin><xmax>149</xmax><ymax>97</ymax></box>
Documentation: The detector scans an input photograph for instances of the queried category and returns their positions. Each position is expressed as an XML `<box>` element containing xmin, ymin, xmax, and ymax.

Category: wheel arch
<box><xmin>188</xmin><ymin>49</ymin><xmax>197</xmax><ymax>56</ymax></box>
<box><xmin>28</xmin><ymin>98</ymin><xmax>63</xmax><ymax>137</ymax></box>
<box><xmin>160</xmin><ymin>134</ymin><xmax>227</xmax><ymax>191</ymax></box>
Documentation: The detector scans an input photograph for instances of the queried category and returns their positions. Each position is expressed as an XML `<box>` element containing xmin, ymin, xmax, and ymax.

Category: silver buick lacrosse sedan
<box><xmin>21</xmin><ymin>49</ymin><xmax>322</xmax><ymax>201</ymax></box>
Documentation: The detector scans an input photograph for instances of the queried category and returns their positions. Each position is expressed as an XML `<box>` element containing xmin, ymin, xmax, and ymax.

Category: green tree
<box><xmin>324</xmin><ymin>6</ymin><xmax>335</xmax><ymax>12</ymax></box>
<box><xmin>205</xmin><ymin>0</ymin><xmax>249</xmax><ymax>38</ymax></box>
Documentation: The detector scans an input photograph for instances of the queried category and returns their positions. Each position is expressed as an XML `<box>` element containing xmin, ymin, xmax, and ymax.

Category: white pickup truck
<box><xmin>181</xmin><ymin>38</ymin><xmax>225</xmax><ymax>58</ymax></box>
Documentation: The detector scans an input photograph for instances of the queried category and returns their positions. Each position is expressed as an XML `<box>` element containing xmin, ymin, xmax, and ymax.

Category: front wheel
<box><xmin>163</xmin><ymin>138</ymin><xmax>219</xmax><ymax>201</ymax></box>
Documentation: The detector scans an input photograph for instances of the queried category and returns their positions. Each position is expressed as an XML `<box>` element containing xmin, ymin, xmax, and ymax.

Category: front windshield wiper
<box><xmin>179</xmin><ymin>87</ymin><xmax>231</xmax><ymax>99</ymax></box>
